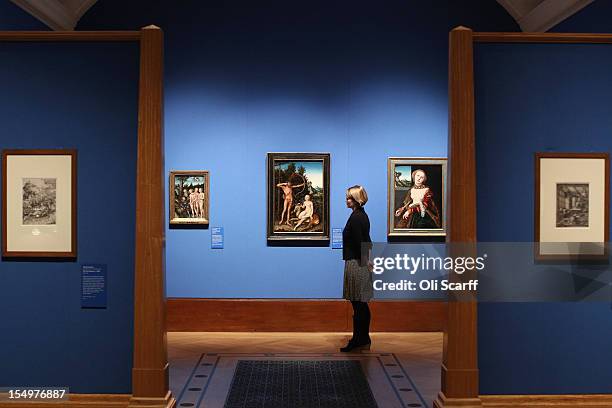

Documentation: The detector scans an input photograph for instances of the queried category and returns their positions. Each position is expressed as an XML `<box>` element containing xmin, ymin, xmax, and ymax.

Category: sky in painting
<box><xmin>395</xmin><ymin>165</ymin><xmax>412</xmax><ymax>183</ymax></box>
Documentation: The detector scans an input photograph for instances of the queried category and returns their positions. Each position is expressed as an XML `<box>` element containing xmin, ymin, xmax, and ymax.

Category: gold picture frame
<box><xmin>169</xmin><ymin>171</ymin><xmax>210</xmax><ymax>226</ymax></box>
<box><xmin>387</xmin><ymin>157</ymin><xmax>447</xmax><ymax>237</ymax></box>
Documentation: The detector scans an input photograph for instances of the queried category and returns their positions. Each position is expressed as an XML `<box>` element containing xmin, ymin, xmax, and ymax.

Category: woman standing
<box><xmin>341</xmin><ymin>185</ymin><xmax>373</xmax><ymax>352</ymax></box>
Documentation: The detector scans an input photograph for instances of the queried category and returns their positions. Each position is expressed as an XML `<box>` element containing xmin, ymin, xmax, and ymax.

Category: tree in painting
<box><xmin>22</xmin><ymin>178</ymin><xmax>57</xmax><ymax>225</ymax></box>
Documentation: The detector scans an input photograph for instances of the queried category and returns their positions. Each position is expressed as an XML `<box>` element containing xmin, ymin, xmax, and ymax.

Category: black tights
<box><xmin>350</xmin><ymin>301</ymin><xmax>371</xmax><ymax>343</ymax></box>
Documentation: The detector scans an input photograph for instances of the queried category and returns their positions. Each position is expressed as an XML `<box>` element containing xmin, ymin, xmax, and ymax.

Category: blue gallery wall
<box><xmin>0</xmin><ymin>1</ymin><xmax>47</xmax><ymax>29</ymax></box>
<box><xmin>3</xmin><ymin>0</ymin><xmax>611</xmax><ymax>397</ymax></box>
<box><xmin>552</xmin><ymin>0</ymin><xmax>612</xmax><ymax>33</ymax></box>
<box><xmin>78</xmin><ymin>0</ymin><xmax>517</xmax><ymax>298</ymax></box>
<box><xmin>0</xmin><ymin>39</ymin><xmax>139</xmax><ymax>392</ymax></box>
<box><xmin>475</xmin><ymin>43</ymin><xmax>612</xmax><ymax>394</ymax></box>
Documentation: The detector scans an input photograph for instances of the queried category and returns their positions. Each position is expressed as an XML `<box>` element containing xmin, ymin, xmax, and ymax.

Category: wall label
<box><xmin>212</xmin><ymin>226</ymin><xmax>224</xmax><ymax>249</ymax></box>
<box><xmin>81</xmin><ymin>264</ymin><xmax>107</xmax><ymax>309</ymax></box>
<box><xmin>332</xmin><ymin>228</ymin><xmax>343</xmax><ymax>249</ymax></box>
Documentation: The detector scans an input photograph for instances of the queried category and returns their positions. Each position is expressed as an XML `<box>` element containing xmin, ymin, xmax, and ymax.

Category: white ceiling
<box><xmin>11</xmin><ymin>0</ymin><xmax>595</xmax><ymax>32</ymax></box>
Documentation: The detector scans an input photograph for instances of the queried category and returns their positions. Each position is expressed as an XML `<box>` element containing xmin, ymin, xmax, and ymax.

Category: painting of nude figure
<box><xmin>267</xmin><ymin>153</ymin><xmax>330</xmax><ymax>241</ymax></box>
<box><xmin>169</xmin><ymin>171</ymin><xmax>209</xmax><ymax>226</ymax></box>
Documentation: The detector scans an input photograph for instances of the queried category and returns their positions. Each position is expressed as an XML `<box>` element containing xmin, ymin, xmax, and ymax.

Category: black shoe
<box><xmin>354</xmin><ymin>337</ymin><xmax>371</xmax><ymax>350</ymax></box>
<box><xmin>340</xmin><ymin>338</ymin><xmax>371</xmax><ymax>352</ymax></box>
<box><xmin>340</xmin><ymin>339</ymin><xmax>355</xmax><ymax>352</ymax></box>
<box><xmin>340</xmin><ymin>339</ymin><xmax>357</xmax><ymax>352</ymax></box>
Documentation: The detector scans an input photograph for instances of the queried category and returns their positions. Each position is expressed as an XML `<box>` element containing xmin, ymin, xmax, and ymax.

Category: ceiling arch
<box><xmin>10</xmin><ymin>0</ymin><xmax>595</xmax><ymax>32</ymax></box>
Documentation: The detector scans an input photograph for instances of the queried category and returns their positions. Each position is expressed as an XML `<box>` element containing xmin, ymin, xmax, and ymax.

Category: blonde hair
<box><xmin>346</xmin><ymin>185</ymin><xmax>368</xmax><ymax>206</ymax></box>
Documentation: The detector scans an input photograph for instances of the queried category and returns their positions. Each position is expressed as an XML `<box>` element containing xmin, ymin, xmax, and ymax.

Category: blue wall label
<box><xmin>331</xmin><ymin>228</ymin><xmax>343</xmax><ymax>249</ymax></box>
<box><xmin>81</xmin><ymin>264</ymin><xmax>107</xmax><ymax>309</ymax></box>
<box><xmin>212</xmin><ymin>227</ymin><xmax>224</xmax><ymax>249</ymax></box>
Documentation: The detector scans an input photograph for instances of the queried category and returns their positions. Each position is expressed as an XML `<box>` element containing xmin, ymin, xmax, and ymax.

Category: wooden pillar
<box><xmin>129</xmin><ymin>26</ymin><xmax>175</xmax><ymax>408</ymax></box>
<box><xmin>434</xmin><ymin>26</ymin><xmax>481</xmax><ymax>408</ymax></box>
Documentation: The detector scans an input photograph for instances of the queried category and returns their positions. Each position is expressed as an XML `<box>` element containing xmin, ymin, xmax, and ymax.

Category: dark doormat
<box><xmin>224</xmin><ymin>360</ymin><xmax>379</xmax><ymax>408</ymax></box>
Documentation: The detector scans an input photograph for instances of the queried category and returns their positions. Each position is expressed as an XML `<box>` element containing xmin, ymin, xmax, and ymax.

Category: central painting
<box><xmin>267</xmin><ymin>153</ymin><xmax>330</xmax><ymax>241</ymax></box>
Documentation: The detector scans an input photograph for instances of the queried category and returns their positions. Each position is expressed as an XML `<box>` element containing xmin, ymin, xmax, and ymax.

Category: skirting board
<box><xmin>480</xmin><ymin>394</ymin><xmax>612</xmax><ymax>407</ymax></box>
<box><xmin>1</xmin><ymin>393</ymin><xmax>608</xmax><ymax>407</ymax></box>
<box><xmin>0</xmin><ymin>393</ymin><xmax>175</xmax><ymax>408</ymax></box>
<box><xmin>167</xmin><ymin>298</ymin><xmax>446</xmax><ymax>332</ymax></box>
<box><xmin>0</xmin><ymin>394</ymin><xmax>131</xmax><ymax>407</ymax></box>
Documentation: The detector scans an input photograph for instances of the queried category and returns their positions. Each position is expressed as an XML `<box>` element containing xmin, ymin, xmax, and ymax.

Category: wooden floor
<box><xmin>169</xmin><ymin>332</ymin><xmax>442</xmax><ymax>408</ymax></box>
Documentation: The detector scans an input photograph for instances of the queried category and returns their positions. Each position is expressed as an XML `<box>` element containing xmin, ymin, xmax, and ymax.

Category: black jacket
<box><xmin>342</xmin><ymin>207</ymin><xmax>372</xmax><ymax>261</ymax></box>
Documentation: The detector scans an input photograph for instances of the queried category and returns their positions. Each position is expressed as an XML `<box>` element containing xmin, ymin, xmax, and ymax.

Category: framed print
<box><xmin>169</xmin><ymin>171</ymin><xmax>209</xmax><ymax>225</ymax></box>
<box><xmin>2</xmin><ymin>149</ymin><xmax>77</xmax><ymax>258</ymax></box>
<box><xmin>267</xmin><ymin>153</ymin><xmax>330</xmax><ymax>241</ymax></box>
<box><xmin>388</xmin><ymin>157</ymin><xmax>447</xmax><ymax>237</ymax></box>
<box><xmin>535</xmin><ymin>153</ymin><xmax>609</xmax><ymax>261</ymax></box>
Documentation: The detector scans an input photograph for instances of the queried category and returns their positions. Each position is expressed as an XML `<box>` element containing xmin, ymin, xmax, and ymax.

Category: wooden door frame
<box><xmin>10</xmin><ymin>24</ymin><xmax>612</xmax><ymax>408</ymax></box>
<box><xmin>437</xmin><ymin>26</ymin><xmax>612</xmax><ymax>408</ymax></box>
<box><xmin>0</xmin><ymin>27</ymin><xmax>172</xmax><ymax>408</ymax></box>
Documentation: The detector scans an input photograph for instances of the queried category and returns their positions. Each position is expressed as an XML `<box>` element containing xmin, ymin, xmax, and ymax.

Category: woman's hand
<box><xmin>361</xmin><ymin>258</ymin><xmax>374</xmax><ymax>271</ymax></box>
<box><xmin>395</xmin><ymin>207</ymin><xmax>403</xmax><ymax>217</ymax></box>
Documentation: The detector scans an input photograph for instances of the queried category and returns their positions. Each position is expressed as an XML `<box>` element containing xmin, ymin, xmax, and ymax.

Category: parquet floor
<box><xmin>168</xmin><ymin>332</ymin><xmax>442</xmax><ymax>408</ymax></box>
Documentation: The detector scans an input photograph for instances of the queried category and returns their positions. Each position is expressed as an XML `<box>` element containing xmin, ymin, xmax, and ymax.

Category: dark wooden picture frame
<box><xmin>267</xmin><ymin>152</ymin><xmax>330</xmax><ymax>241</ymax></box>
<box><xmin>534</xmin><ymin>152</ymin><xmax>610</xmax><ymax>262</ymax></box>
<box><xmin>387</xmin><ymin>157</ymin><xmax>447</xmax><ymax>237</ymax></box>
<box><xmin>2</xmin><ymin>149</ymin><xmax>77</xmax><ymax>258</ymax></box>
<box><xmin>169</xmin><ymin>170</ymin><xmax>210</xmax><ymax>225</ymax></box>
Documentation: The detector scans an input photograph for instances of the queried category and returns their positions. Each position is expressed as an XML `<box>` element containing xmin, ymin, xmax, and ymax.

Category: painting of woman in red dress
<box><xmin>394</xmin><ymin>169</ymin><xmax>441</xmax><ymax>229</ymax></box>
<box><xmin>388</xmin><ymin>158</ymin><xmax>447</xmax><ymax>236</ymax></box>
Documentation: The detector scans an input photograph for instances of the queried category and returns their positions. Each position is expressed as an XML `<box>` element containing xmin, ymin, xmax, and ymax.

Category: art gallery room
<box><xmin>2</xmin><ymin>0</ymin><xmax>612</xmax><ymax>407</ymax></box>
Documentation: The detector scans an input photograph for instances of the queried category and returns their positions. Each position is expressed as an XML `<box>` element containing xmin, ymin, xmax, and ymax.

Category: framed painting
<box><xmin>388</xmin><ymin>157</ymin><xmax>447</xmax><ymax>237</ymax></box>
<box><xmin>267</xmin><ymin>153</ymin><xmax>330</xmax><ymax>241</ymax></box>
<box><xmin>535</xmin><ymin>152</ymin><xmax>609</xmax><ymax>261</ymax></box>
<box><xmin>169</xmin><ymin>171</ymin><xmax>210</xmax><ymax>225</ymax></box>
<box><xmin>2</xmin><ymin>149</ymin><xmax>77</xmax><ymax>258</ymax></box>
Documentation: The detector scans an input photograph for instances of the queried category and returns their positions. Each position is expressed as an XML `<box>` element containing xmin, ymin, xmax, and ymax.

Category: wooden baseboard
<box><xmin>128</xmin><ymin>391</ymin><xmax>176</xmax><ymax>407</ymax></box>
<box><xmin>434</xmin><ymin>393</ymin><xmax>482</xmax><ymax>407</ymax></box>
<box><xmin>166</xmin><ymin>298</ymin><xmax>446</xmax><ymax>332</ymax></box>
<box><xmin>3</xmin><ymin>392</ymin><xmax>608</xmax><ymax>407</ymax></box>
<box><xmin>0</xmin><ymin>394</ymin><xmax>131</xmax><ymax>407</ymax></box>
<box><xmin>0</xmin><ymin>393</ymin><xmax>176</xmax><ymax>408</ymax></box>
<box><xmin>480</xmin><ymin>394</ymin><xmax>612</xmax><ymax>407</ymax></box>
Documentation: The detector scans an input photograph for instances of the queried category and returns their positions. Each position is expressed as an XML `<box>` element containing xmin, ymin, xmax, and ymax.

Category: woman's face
<box><xmin>414</xmin><ymin>171</ymin><xmax>426</xmax><ymax>186</ymax></box>
<box><xmin>346</xmin><ymin>196</ymin><xmax>355</xmax><ymax>209</ymax></box>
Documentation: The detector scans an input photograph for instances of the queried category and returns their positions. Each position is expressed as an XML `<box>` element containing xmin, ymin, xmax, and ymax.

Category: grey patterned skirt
<box><xmin>343</xmin><ymin>259</ymin><xmax>373</xmax><ymax>302</ymax></box>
